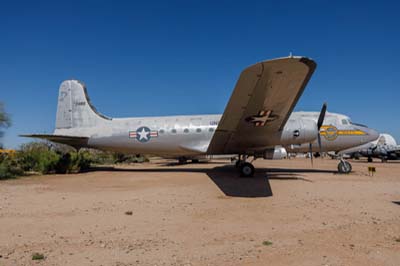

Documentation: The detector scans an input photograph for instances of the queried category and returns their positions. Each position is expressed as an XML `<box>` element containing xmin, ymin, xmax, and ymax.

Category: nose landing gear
<box><xmin>337</xmin><ymin>159</ymin><xmax>352</xmax><ymax>174</ymax></box>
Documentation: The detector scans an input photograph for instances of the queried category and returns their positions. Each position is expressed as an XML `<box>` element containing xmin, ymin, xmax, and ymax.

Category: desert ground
<box><xmin>0</xmin><ymin>158</ymin><xmax>399</xmax><ymax>266</ymax></box>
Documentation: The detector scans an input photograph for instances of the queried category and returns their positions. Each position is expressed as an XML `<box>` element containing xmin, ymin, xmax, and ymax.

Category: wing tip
<box><xmin>299</xmin><ymin>57</ymin><xmax>317</xmax><ymax>71</ymax></box>
<box><xmin>256</xmin><ymin>55</ymin><xmax>317</xmax><ymax>68</ymax></box>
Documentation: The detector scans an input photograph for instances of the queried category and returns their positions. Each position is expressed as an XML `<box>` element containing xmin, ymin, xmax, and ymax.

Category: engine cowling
<box><xmin>280</xmin><ymin>119</ymin><xmax>318</xmax><ymax>145</ymax></box>
<box><xmin>261</xmin><ymin>146</ymin><xmax>287</xmax><ymax>160</ymax></box>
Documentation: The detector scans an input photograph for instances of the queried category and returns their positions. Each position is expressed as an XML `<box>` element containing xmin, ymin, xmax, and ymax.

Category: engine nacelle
<box><xmin>280</xmin><ymin>119</ymin><xmax>318</xmax><ymax>145</ymax></box>
<box><xmin>259</xmin><ymin>146</ymin><xmax>287</xmax><ymax>160</ymax></box>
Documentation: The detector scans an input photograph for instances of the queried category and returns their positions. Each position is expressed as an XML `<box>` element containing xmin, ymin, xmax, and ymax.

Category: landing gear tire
<box><xmin>367</xmin><ymin>157</ymin><xmax>373</xmax><ymax>163</ymax></box>
<box><xmin>338</xmin><ymin>161</ymin><xmax>352</xmax><ymax>174</ymax></box>
<box><xmin>240</xmin><ymin>162</ymin><xmax>255</xmax><ymax>177</ymax></box>
<box><xmin>191</xmin><ymin>159</ymin><xmax>199</xmax><ymax>163</ymax></box>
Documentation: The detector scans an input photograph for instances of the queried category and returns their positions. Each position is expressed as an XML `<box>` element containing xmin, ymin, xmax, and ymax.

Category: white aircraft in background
<box><xmin>22</xmin><ymin>56</ymin><xmax>378</xmax><ymax>176</ymax></box>
<box><xmin>339</xmin><ymin>133</ymin><xmax>400</xmax><ymax>162</ymax></box>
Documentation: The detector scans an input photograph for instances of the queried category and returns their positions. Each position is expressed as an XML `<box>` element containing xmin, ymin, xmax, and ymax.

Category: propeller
<box><xmin>316</xmin><ymin>102</ymin><xmax>327</xmax><ymax>153</ymax></box>
<box><xmin>309</xmin><ymin>102</ymin><xmax>327</xmax><ymax>166</ymax></box>
<box><xmin>309</xmin><ymin>142</ymin><xmax>314</xmax><ymax>166</ymax></box>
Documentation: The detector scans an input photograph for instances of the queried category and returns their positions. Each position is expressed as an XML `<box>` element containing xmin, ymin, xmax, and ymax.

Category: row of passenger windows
<box><xmin>159</xmin><ymin>128</ymin><xmax>215</xmax><ymax>134</ymax></box>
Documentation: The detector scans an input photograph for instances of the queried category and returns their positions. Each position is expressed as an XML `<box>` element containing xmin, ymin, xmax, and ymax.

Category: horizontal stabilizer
<box><xmin>20</xmin><ymin>134</ymin><xmax>89</xmax><ymax>148</ymax></box>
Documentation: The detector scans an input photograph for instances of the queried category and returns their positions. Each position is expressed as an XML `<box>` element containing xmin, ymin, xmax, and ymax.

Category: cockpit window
<box><xmin>341</xmin><ymin>119</ymin><xmax>348</xmax><ymax>125</ymax></box>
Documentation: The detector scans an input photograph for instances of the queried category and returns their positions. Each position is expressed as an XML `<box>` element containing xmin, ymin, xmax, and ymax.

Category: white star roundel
<box><xmin>136</xmin><ymin>126</ymin><xmax>151</xmax><ymax>142</ymax></box>
<box><xmin>129</xmin><ymin>127</ymin><xmax>159</xmax><ymax>143</ymax></box>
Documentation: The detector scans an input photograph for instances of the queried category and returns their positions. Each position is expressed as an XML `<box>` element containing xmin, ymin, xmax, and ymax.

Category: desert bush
<box><xmin>56</xmin><ymin>150</ymin><xmax>92</xmax><ymax>173</ymax></box>
<box><xmin>84</xmin><ymin>150</ymin><xmax>149</xmax><ymax>165</ymax></box>
<box><xmin>0</xmin><ymin>154</ymin><xmax>24</xmax><ymax>179</ymax></box>
<box><xmin>16</xmin><ymin>142</ymin><xmax>60</xmax><ymax>174</ymax></box>
<box><xmin>15</xmin><ymin>142</ymin><xmax>95</xmax><ymax>174</ymax></box>
<box><xmin>1</xmin><ymin>141</ymin><xmax>152</xmax><ymax>180</ymax></box>
<box><xmin>83</xmin><ymin>149</ymin><xmax>116</xmax><ymax>165</ymax></box>
<box><xmin>112</xmin><ymin>153</ymin><xmax>149</xmax><ymax>164</ymax></box>
<box><xmin>31</xmin><ymin>252</ymin><xmax>45</xmax><ymax>260</ymax></box>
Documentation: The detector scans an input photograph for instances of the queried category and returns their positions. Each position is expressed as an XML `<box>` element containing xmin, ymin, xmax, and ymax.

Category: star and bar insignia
<box><xmin>129</xmin><ymin>126</ymin><xmax>158</xmax><ymax>143</ymax></box>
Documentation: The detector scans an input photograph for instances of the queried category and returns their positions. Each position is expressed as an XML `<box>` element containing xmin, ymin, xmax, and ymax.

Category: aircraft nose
<box><xmin>364</xmin><ymin>127</ymin><xmax>379</xmax><ymax>143</ymax></box>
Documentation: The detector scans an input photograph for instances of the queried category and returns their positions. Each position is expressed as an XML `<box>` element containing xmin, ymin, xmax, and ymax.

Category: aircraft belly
<box><xmin>87</xmin><ymin>132</ymin><xmax>209</xmax><ymax>156</ymax></box>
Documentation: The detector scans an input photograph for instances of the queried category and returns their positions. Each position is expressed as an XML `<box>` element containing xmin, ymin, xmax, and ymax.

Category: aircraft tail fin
<box><xmin>55</xmin><ymin>80</ymin><xmax>110</xmax><ymax>129</ymax></box>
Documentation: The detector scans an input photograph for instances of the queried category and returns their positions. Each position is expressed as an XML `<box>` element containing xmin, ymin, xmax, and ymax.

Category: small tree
<box><xmin>0</xmin><ymin>102</ymin><xmax>11</xmax><ymax>148</ymax></box>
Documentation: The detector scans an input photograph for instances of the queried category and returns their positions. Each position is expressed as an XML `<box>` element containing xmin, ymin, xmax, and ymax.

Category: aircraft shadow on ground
<box><xmin>89</xmin><ymin>165</ymin><xmax>335</xmax><ymax>198</ymax></box>
<box><xmin>205</xmin><ymin>166</ymin><xmax>330</xmax><ymax>198</ymax></box>
<box><xmin>206</xmin><ymin>166</ymin><xmax>273</xmax><ymax>198</ymax></box>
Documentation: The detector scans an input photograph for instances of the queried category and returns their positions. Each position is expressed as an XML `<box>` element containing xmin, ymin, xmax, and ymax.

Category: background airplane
<box><xmin>22</xmin><ymin>56</ymin><xmax>378</xmax><ymax>176</ymax></box>
<box><xmin>339</xmin><ymin>133</ymin><xmax>400</xmax><ymax>162</ymax></box>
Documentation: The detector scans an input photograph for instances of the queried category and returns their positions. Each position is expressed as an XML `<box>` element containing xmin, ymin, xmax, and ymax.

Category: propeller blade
<box><xmin>317</xmin><ymin>102</ymin><xmax>327</xmax><ymax>130</ymax></box>
<box><xmin>317</xmin><ymin>133</ymin><xmax>322</xmax><ymax>154</ymax></box>
<box><xmin>309</xmin><ymin>142</ymin><xmax>313</xmax><ymax>167</ymax></box>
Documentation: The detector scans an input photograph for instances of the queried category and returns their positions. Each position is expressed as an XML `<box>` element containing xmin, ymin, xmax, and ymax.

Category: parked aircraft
<box><xmin>22</xmin><ymin>56</ymin><xmax>378</xmax><ymax>176</ymax></box>
<box><xmin>285</xmin><ymin>111</ymin><xmax>379</xmax><ymax>172</ymax></box>
<box><xmin>339</xmin><ymin>133</ymin><xmax>400</xmax><ymax>162</ymax></box>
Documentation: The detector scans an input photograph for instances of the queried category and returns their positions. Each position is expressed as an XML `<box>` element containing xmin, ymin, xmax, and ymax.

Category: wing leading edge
<box><xmin>207</xmin><ymin>56</ymin><xmax>317</xmax><ymax>154</ymax></box>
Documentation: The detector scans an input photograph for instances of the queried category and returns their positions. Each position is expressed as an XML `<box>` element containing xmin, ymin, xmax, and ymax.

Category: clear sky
<box><xmin>1</xmin><ymin>0</ymin><xmax>399</xmax><ymax>148</ymax></box>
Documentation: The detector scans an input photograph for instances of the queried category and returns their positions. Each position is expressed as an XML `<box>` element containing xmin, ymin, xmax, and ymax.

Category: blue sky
<box><xmin>1</xmin><ymin>0</ymin><xmax>399</xmax><ymax>148</ymax></box>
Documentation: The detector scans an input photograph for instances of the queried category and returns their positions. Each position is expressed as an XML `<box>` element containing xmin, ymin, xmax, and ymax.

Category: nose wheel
<box><xmin>338</xmin><ymin>160</ymin><xmax>352</xmax><ymax>174</ymax></box>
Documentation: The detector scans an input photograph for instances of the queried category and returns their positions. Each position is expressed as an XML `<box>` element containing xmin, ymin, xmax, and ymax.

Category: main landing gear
<box><xmin>337</xmin><ymin>158</ymin><xmax>352</xmax><ymax>174</ymax></box>
<box><xmin>235</xmin><ymin>155</ymin><xmax>255</xmax><ymax>177</ymax></box>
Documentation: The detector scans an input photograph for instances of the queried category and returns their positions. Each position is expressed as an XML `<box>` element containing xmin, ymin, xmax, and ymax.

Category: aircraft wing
<box><xmin>207</xmin><ymin>56</ymin><xmax>316</xmax><ymax>154</ymax></box>
<box><xmin>20</xmin><ymin>134</ymin><xmax>89</xmax><ymax>148</ymax></box>
<box><xmin>389</xmin><ymin>145</ymin><xmax>400</xmax><ymax>155</ymax></box>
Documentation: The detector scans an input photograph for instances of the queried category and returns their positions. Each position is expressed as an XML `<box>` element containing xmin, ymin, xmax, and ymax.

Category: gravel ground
<box><xmin>0</xmin><ymin>158</ymin><xmax>399</xmax><ymax>266</ymax></box>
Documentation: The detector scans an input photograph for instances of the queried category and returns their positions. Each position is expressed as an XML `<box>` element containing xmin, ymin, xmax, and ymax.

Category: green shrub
<box><xmin>77</xmin><ymin>151</ymin><xmax>93</xmax><ymax>171</ymax></box>
<box><xmin>16</xmin><ymin>142</ymin><xmax>60</xmax><ymax>174</ymax></box>
<box><xmin>112</xmin><ymin>153</ymin><xmax>149</xmax><ymax>164</ymax></box>
<box><xmin>87</xmin><ymin>149</ymin><xmax>115</xmax><ymax>165</ymax></box>
<box><xmin>60</xmin><ymin>150</ymin><xmax>92</xmax><ymax>173</ymax></box>
<box><xmin>0</xmin><ymin>155</ymin><xmax>24</xmax><ymax>180</ymax></box>
<box><xmin>1</xmin><ymin>141</ymin><xmax>152</xmax><ymax>180</ymax></box>
<box><xmin>262</xmin><ymin>240</ymin><xmax>273</xmax><ymax>246</ymax></box>
<box><xmin>32</xmin><ymin>252</ymin><xmax>45</xmax><ymax>260</ymax></box>
<box><xmin>14</xmin><ymin>142</ymin><xmax>95</xmax><ymax>174</ymax></box>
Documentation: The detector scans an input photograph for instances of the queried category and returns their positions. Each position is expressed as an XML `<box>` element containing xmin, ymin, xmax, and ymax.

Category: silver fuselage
<box><xmin>54</xmin><ymin>111</ymin><xmax>378</xmax><ymax>157</ymax></box>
